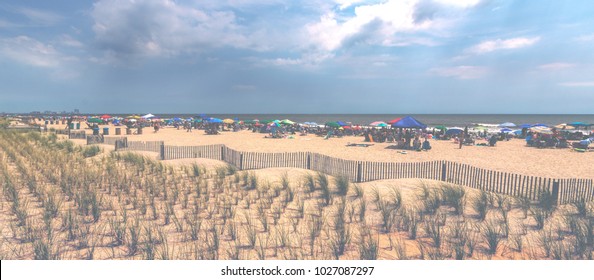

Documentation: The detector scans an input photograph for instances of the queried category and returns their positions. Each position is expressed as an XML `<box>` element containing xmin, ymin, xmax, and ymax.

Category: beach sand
<box><xmin>46</xmin><ymin>122</ymin><xmax>594</xmax><ymax>179</ymax></box>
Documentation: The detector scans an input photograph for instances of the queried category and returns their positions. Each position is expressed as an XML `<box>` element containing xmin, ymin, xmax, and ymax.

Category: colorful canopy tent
<box><xmin>391</xmin><ymin>116</ymin><xmax>427</xmax><ymax>129</ymax></box>
<box><xmin>387</xmin><ymin>118</ymin><xmax>402</xmax><ymax>124</ymax></box>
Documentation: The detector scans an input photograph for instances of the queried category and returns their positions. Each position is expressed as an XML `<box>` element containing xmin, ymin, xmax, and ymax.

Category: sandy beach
<box><xmin>44</xmin><ymin>122</ymin><xmax>594</xmax><ymax>179</ymax></box>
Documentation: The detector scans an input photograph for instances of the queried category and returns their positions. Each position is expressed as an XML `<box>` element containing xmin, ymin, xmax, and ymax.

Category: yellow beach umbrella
<box><xmin>223</xmin><ymin>118</ymin><xmax>235</xmax><ymax>124</ymax></box>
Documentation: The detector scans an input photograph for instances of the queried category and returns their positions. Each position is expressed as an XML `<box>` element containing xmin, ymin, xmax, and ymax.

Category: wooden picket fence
<box><xmin>68</xmin><ymin>131</ymin><xmax>86</xmax><ymax>139</ymax></box>
<box><xmin>116</xmin><ymin>140</ymin><xmax>163</xmax><ymax>153</ymax></box>
<box><xmin>107</xmin><ymin>140</ymin><xmax>594</xmax><ymax>204</ymax></box>
<box><xmin>104</xmin><ymin>137</ymin><xmax>127</xmax><ymax>146</ymax></box>
<box><xmin>163</xmin><ymin>144</ymin><xmax>224</xmax><ymax>160</ymax></box>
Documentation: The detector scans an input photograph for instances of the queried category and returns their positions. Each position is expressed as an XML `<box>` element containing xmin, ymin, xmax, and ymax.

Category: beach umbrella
<box><xmin>223</xmin><ymin>118</ymin><xmax>235</xmax><ymax>124</ymax></box>
<box><xmin>100</xmin><ymin>114</ymin><xmax>111</xmax><ymax>119</ymax></box>
<box><xmin>280</xmin><ymin>119</ymin><xmax>295</xmax><ymax>125</ymax></box>
<box><xmin>369</xmin><ymin>121</ymin><xmax>387</xmax><ymax>127</ymax></box>
<box><xmin>568</xmin><ymin>122</ymin><xmax>591</xmax><ymax>128</ymax></box>
<box><xmin>325</xmin><ymin>122</ymin><xmax>341</xmax><ymax>128</ymax></box>
<box><xmin>554</xmin><ymin>123</ymin><xmax>575</xmax><ymax>130</ymax></box>
<box><xmin>499</xmin><ymin>122</ymin><xmax>516</xmax><ymax>127</ymax></box>
<box><xmin>88</xmin><ymin>118</ymin><xmax>102</xmax><ymax>123</ymax></box>
<box><xmin>141</xmin><ymin>113</ymin><xmax>155</xmax><ymax>119</ymax></box>
<box><xmin>445</xmin><ymin>127</ymin><xmax>464</xmax><ymax>135</ymax></box>
<box><xmin>209</xmin><ymin>118</ymin><xmax>223</xmax><ymax>123</ymax></box>
<box><xmin>336</xmin><ymin>121</ymin><xmax>348</xmax><ymax>126</ymax></box>
<box><xmin>391</xmin><ymin>116</ymin><xmax>427</xmax><ymax>129</ymax></box>
<box><xmin>173</xmin><ymin>117</ymin><xmax>182</xmax><ymax>122</ymax></box>
<box><xmin>531</xmin><ymin>123</ymin><xmax>548</xmax><ymax>127</ymax></box>
<box><xmin>500</xmin><ymin>128</ymin><xmax>513</xmax><ymax>133</ymax></box>
<box><xmin>518</xmin><ymin>124</ymin><xmax>532</xmax><ymax>129</ymax></box>
<box><xmin>387</xmin><ymin>118</ymin><xmax>402</xmax><ymax>124</ymax></box>
<box><xmin>434</xmin><ymin>125</ymin><xmax>447</xmax><ymax>130</ymax></box>
<box><xmin>530</xmin><ymin>126</ymin><xmax>553</xmax><ymax>134</ymax></box>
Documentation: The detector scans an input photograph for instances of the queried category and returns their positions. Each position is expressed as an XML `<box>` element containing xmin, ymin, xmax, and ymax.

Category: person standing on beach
<box><xmin>459</xmin><ymin>132</ymin><xmax>464</xmax><ymax>149</ymax></box>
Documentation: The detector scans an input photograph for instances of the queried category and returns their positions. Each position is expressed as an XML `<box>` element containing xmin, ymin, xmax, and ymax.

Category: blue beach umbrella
<box><xmin>518</xmin><ymin>124</ymin><xmax>532</xmax><ymax>129</ymax></box>
<box><xmin>445</xmin><ymin>127</ymin><xmax>464</xmax><ymax>135</ymax></box>
<box><xmin>209</xmin><ymin>118</ymin><xmax>223</xmax><ymax>123</ymax></box>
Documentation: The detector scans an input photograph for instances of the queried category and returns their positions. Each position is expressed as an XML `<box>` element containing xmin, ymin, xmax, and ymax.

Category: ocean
<box><xmin>138</xmin><ymin>114</ymin><xmax>594</xmax><ymax>127</ymax></box>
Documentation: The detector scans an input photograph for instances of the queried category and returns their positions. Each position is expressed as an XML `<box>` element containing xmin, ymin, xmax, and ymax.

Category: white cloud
<box><xmin>434</xmin><ymin>0</ymin><xmax>481</xmax><ymax>8</ymax></box>
<box><xmin>430</xmin><ymin>65</ymin><xmax>487</xmax><ymax>79</ymax></box>
<box><xmin>91</xmin><ymin>0</ymin><xmax>259</xmax><ymax>59</ymax></box>
<box><xmin>305</xmin><ymin>0</ymin><xmax>479</xmax><ymax>52</ymax></box>
<box><xmin>16</xmin><ymin>7</ymin><xmax>63</xmax><ymax>25</ymax></box>
<box><xmin>57</xmin><ymin>34</ymin><xmax>84</xmax><ymax>48</ymax></box>
<box><xmin>558</xmin><ymin>81</ymin><xmax>594</xmax><ymax>87</ymax></box>
<box><xmin>468</xmin><ymin>37</ymin><xmax>540</xmax><ymax>54</ymax></box>
<box><xmin>0</xmin><ymin>36</ymin><xmax>62</xmax><ymax>67</ymax></box>
<box><xmin>538</xmin><ymin>63</ymin><xmax>575</xmax><ymax>71</ymax></box>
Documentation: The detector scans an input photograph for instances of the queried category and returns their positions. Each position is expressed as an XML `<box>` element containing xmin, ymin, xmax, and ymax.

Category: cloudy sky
<box><xmin>0</xmin><ymin>0</ymin><xmax>593</xmax><ymax>114</ymax></box>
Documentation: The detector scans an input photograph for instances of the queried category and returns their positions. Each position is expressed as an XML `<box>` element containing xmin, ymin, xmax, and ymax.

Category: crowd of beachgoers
<box><xmin>7</xmin><ymin>113</ymin><xmax>592</xmax><ymax>153</ymax></box>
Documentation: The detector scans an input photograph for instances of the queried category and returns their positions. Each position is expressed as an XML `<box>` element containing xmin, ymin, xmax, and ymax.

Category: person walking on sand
<box><xmin>459</xmin><ymin>132</ymin><xmax>464</xmax><ymax>149</ymax></box>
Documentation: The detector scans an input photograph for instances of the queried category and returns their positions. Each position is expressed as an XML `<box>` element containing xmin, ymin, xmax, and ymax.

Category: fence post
<box><xmin>306</xmin><ymin>153</ymin><xmax>311</xmax><ymax>170</ymax></box>
<box><xmin>160</xmin><ymin>142</ymin><xmax>165</xmax><ymax>160</ymax></box>
<box><xmin>551</xmin><ymin>180</ymin><xmax>560</xmax><ymax>205</ymax></box>
<box><xmin>239</xmin><ymin>153</ymin><xmax>244</xmax><ymax>170</ymax></box>
<box><xmin>221</xmin><ymin>145</ymin><xmax>225</xmax><ymax>162</ymax></box>
<box><xmin>356</xmin><ymin>162</ymin><xmax>362</xmax><ymax>183</ymax></box>
<box><xmin>441</xmin><ymin>161</ymin><xmax>447</xmax><ymax>182</ymax></box>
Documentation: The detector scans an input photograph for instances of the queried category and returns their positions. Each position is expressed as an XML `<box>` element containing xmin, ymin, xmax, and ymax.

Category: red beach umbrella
<box><xmin>100</xmin><ymin>114</ymin><xmax>111</xmax><ymax>119</ymax></box>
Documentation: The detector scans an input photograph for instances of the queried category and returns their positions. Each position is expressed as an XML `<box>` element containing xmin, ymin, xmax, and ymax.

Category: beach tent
<box><xmin>499</xmin><ymin>122</ymin><xmax>516</xmax><ymax>127</ymax></box>
<box><xmin>141</xmin><ymin>113</ymin><xmax>155</xmax><ymax>119</ymax></box>
<box><xmin>445</xmin><ymin>127</ymin><xmax>464</xmax><ymax>135</ymax></box>
<box><xmin>391</xmin><ymin>116</ymin><xmax>427</xmax><ymax>129</ymax></box>
<box><xmin>387</xmin><ymin>118</ymin><xmax>402</xmax><ymax>124</ymax></box>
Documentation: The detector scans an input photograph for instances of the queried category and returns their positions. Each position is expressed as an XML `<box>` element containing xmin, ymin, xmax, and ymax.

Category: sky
<box><xmin>0</xmin><ymin>0</ymin><xmax>593</xmax><ymax>114</ymax></box>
